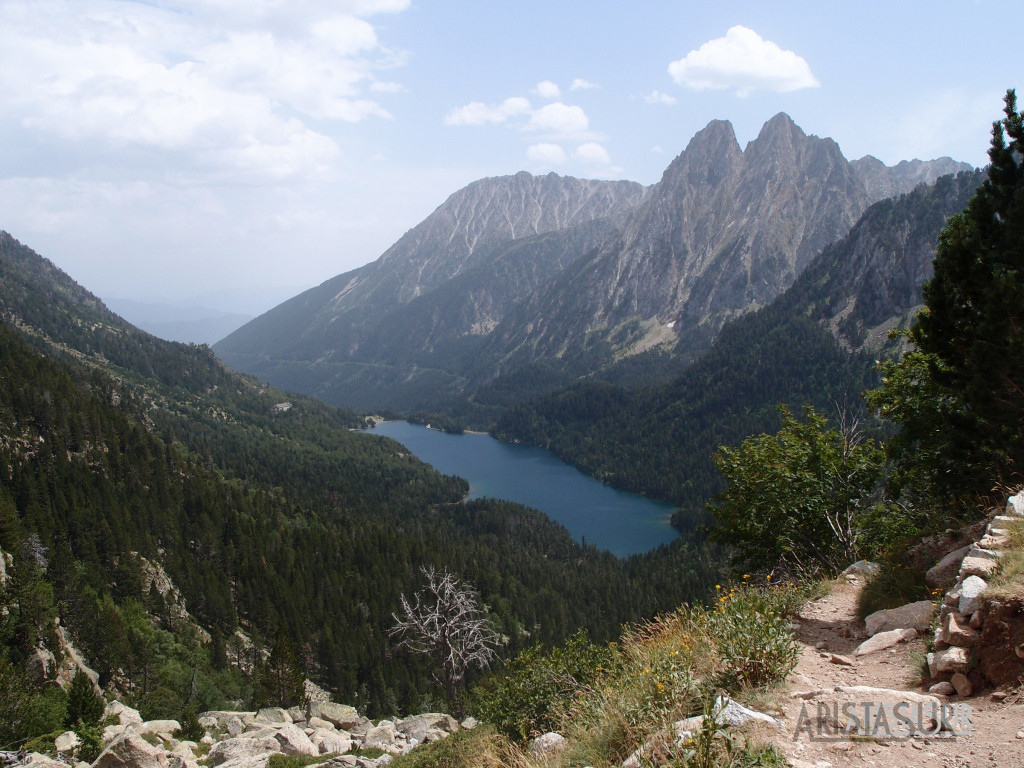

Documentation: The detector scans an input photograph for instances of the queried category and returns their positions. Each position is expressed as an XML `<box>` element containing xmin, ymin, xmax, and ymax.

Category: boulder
<box><xmin>951</xmin><ymin>672</ymin><xmax>973</xmax><ymax>697</ymax></box>
<box><xmin>959</xmin><ymin>575</ymin><xmax>988</xmax><ymax>616</ymax></box>
<box><xmin>93</xmin><ymin>731</ymin><xmax>169</xmax><ymax>768</ymax></box>
<box><xmin>977</xmin><ymin>533</ymin><xmax>1009</xmax><ymax>550</ymax></box>
<box><xmin>20</xmin><ymin>754</ymin><xmax>66</xmax><ymax>768</ymax></box>
<box><xmin>287</xmin><ymin>707</ymin><xmax>305</xmax><ymax>724</ymax></box>
<box><xmin>209</xmin><ymin>736</ymin><xmax>281</xmax><ymax>766</ymax></box>
<box><xmin>54</xmin><ymin>732</ymin><xmax>80</xmax><ymax>753</ymax></box>
<box><xmin>396</xmin><ymin>714</ymin><xmax>459</xmax><ymax>742</ymax></box>
<box><xmin>864</xmin><ymin>601</ymin><xmax>934</xmax><ymax>636</ymax></box>
<box><xmin>311</xmin><ymin>731</ymin><xmax>352</xmax><ymax>755</ymax></box>
<box><xmin>928</xmin><ymin>681</ymin><xmax>955</xmax><ymax>695</ymax></box>
<box><xmin>854</xmin><ymin>627</ymin><xmax>917</xmax><ymax>657</ymax></box>
<box><xmin>988</xmin><ymin>515</ymin><xmax>1017</xmax><ymax>533</ymax></box>
<box><xmin>105</xmin><ymin>701</ymin><xmax>144</xmax><ymax>727</ymax></box>
<box><xmin>309</xmin><ymin>703</ymin><xmax>362</xmax><ymax>730</ymax></box>
<box><xmin>215</xmin><ymin>756</ymin><xmax>275</xmax><ymax>768</ymax></box>
<box><xmin>226</xmin><ymin>717</ymin><xmax>245</xmax><ymax>737</ymax></box>
<box><xmin>528</xmin><ymin>732</ymin><xmax>566</xmax><ymax>756</ymax></box>
<box><xmin>960</xmin><ymin>556</ymin><xmax>999</xmax><ymax>579</ymax></box>
<box><xmin>273</xmin><ymin>725</ymin><xmax>318</xmax><ymax>757</ymax></box>
<box><xmin>308</xmin><ymin>717</ymin><xmax>335</xmax><ymax>731</ymax></box>
<box><xmin>1006</xmin><ymin>492</ymin><xmax>1024</xmax><ymax>516</ymax></box>
<box><xmin>928</xmin><ymin>647</ymin><xmax>971</xmax><ymax>676</ymax></box>
<box><xmin>713</xmin><ymin>696</ymin><xmax>784</xmax><ymax>729</ymax></box>
<box><xmin>137</xmin><ymin>721</ymin><xmax>181</xmax><ymax>738</ymax></box>
<box><xmin>25</xmin><ymin>647</ymin><xmax>56</xmax><ymax>684</ymax></box>
<box><xmin>254</xmin><ymin>709</ymin><xmax>291</xmax><ymax>727</ymax></box>
<box><xmin>102</xmin><ymin>725</ymin><xmax>132</xmax><ymax>745</ymax></box>
<box><xmin>946</xmin><ymin>612</ymin><xmax>979</xmax><ymax>647</ymax></box>
<box><xmin>841</xmin><ymin>561</ymin><xmax>881</xmax><ymax>578</ymax></box>
<box><xmin>363</xmin><ymin>721</ymin><xmax>397</xmax><ymax>750</ymax></box>
<box><xmin>460</xmin><ymin>717</ymin><xmax>479</xmax><ymax>730</ymax></box>
<box><xmin>926</xmin><ymin>545</ymin><xmax>972</xmax><ymax>590</ymax></box>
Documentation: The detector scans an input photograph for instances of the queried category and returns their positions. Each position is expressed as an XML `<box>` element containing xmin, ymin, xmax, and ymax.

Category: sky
<box><xmin>0</xmin><ymin>0</ymin><xmax>1019</xmax><ymax>316</ymax></box>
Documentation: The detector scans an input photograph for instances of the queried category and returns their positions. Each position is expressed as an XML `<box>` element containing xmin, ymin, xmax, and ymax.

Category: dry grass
<box><xmin>988</xmin><ymin>517</ymin><xmax>1024</xmax><ymax>600</ymax></box>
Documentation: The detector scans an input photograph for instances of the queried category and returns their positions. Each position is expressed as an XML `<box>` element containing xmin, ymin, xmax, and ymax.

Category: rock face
<box><xmin>851</xmin><ymin>155</ymin><xmax>973</xmax><ymax>202</ymax></box>
<box><xmin>215</xmin><ymin>115</ymin><xmax>973</xmax><ymax>416</ymax></box>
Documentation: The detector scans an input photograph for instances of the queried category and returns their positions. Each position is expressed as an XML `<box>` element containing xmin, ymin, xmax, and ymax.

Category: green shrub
<box><xmin>470</xmin><ymin>630</ymin><xmax>615</xmax><ymax>742</ymax></box>
<box><xmin>857</xmin><ymin>559</ymin><xmax>930</xmax><ymax>620</ymax></box>
<box><xmin>704</xmin><ymin>584</ymin><xmax>800</xmax><ymax>691</ymax></box>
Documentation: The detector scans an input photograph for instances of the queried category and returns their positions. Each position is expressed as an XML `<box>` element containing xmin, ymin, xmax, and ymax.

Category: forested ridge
<box><xmin>0</xmin><ymin>230</ymin><xmax>721</xmax><ymax>727</ymax></box>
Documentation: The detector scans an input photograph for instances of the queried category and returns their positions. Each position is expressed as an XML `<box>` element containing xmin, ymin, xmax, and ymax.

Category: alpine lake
<box><xmin>365</xmin><ymin>421</ymin><xmax>678</xmax><ymax>557</ymax></box>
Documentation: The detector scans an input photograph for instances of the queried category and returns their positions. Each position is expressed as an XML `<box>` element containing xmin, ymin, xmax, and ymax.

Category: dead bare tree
<box><xmin>389</xmin><ymin>566</ymin><xmax>499</xmax><ymax>706</ymax></box>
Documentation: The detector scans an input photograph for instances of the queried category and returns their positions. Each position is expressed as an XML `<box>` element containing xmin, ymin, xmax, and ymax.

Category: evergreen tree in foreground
<box><xmin>873</xmin><ymin>89</ymin><xmax>1024</xmax><ymax>502</ymax></box>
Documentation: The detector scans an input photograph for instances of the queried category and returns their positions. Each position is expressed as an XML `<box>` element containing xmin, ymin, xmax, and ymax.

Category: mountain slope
<box><xmin>0</xmin><ymin>230</ymin><xmax>719</xmax><ymax>718</ymax></box>
<box><xmin>494</xmin><ymin>170</ymin><xmax>985</xmax><ymax>513</ymax></box>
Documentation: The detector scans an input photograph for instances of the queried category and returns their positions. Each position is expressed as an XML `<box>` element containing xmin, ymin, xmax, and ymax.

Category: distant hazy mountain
<box><xmin>851</xmin><ymin>155</ymin><xmax>974</xmax><ymax>202</ymax></box>
<box><xmin>215</xmin><ymin>115</ymin><xmax>972</xmax><ymax>416</ymax></box>
<box><xmin>106</xmin><ymin>297</ymin><xmax>253</xmax><ymax>345</ymax></box>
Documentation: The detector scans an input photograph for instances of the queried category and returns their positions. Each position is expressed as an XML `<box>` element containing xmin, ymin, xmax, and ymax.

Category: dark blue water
<box><xmin>365</xmin><ymin>421</ymin><xmax>678</xmax><ymax>557</ymax></box>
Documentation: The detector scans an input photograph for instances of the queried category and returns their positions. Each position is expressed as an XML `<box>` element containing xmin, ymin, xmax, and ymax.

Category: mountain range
<box><xmin>214</xmin><ymin>114</ymin><xmax>970</xmax><ymax>416</ymax></box>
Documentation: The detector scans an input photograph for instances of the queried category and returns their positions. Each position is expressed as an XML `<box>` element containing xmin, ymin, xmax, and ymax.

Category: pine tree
<box><xmin>906</xmin><ymin>89</ymin><xmax>1024</xmax><ymax>496</ymax></box>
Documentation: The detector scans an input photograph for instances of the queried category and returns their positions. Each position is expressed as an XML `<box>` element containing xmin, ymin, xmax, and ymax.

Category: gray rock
<box><xmin>528</xmin><ymin>732</ymin><xmax>566</xmax><ymax>756</ymax></box>
<box><xmin>926</xmin><ymin>545</ymin><xmax>972</xmax><ymax>590</ymax></box>
<box><xmin>309</xmin><ymin>703</ymin><xmax>362</xmax><ymax>730</ymax></box>
<box><xmin>459</xmin><ymin>717</ymin><xmax>479</xmax><ymax>730</ymax></box>
<box><xmin>864</xmin><ymin>600</ymin><xmax>935</xmax><ymax>636</ymax></box>
<box><xmin>959</xmin><ymin>575</ymin><xmax>988</xmax><ymax>616</ymax></box>
<box><xmin>20</xmin><ymin>754</ymin><xmax>67</xmax><ymax>768</ymax></box>
<box><xmin>854</xmin><ymin>627</ymin><xmax>916</xmax><ymax>657</ymax></box>
<box><xmin>960</xmin><ymin>555</ymin><xmax>999</xmax><ymax>579</ymax></box>
<box><xmin>396</xmin><ymin>714</ymin><xmax>459</xmax><ymax>742</ymax></box>
<box><xmin>308</xmin><ymin>717</ymin><xmax>335</xmax><ymax>731</ymax></box>
<box><xmin>928</xmin><ymin>647</ymin><xmax>971</xmax><ymax>676</ymax></box>
<box><xmin>104</xmin><ymin>701</ymin><xmax>144</xmax><ymax>727</ymax></box>
<box><xmin>363</xmin><ymin>721</ymin><xmax>396</xmax><ymax>750</ymax></box>
<box><xmin>226</xmin><ymin>717</ymin><xmax>245</xmax><ymax>738</ymax></box>
<box><xmin>1006</xmin><ymin>491</ymin><xmax>1024</xmax><ymax>517</ymax></box>
<box><xmin>841</xmin><ymin>560</ymin><xmax>881</xmax><ymax>578</ymax></box>
<box><xmin>253</xmin><ymin>709</ymin><xmax>291</xmax><ymax>727</ymax></box>
<box><xmin>287</xmin><ymin>707</ymin><xmax>305</xmax><ymax>724</ymax></box>
<box><xmin>977</xmin><ymin>533</ymin><xmax>1009</xmax><ymax>551</ymax></box>
<box><xmin>215</xmin><ymin>755</ymin><xmax>275</xmax><ymax>768</ymax></box>
<box><xmin>311</xmin><ymin>731</ymin><xmax>352</xmax><ymax>755</ymax></box>
<box><xmin>951</xmin><ymin>672</ymin><xmax>973</xmax><ymax>697</ymax></box>
<box><xmin>988</xmin><ymin>515</ymin><xmax>1017</xmax><ymax>533</ymax></box>
<box><xmin>928</xmin><ymin>681</ymin><xmax>955</xmax><ymax>695</ymax></box>
<box><xmin>93</xmin><ymin>731</ymin><xmax>169</xmax><ymax>768</ymax></box>
<box><xmin>137</xmin><ymin>721</ymin><xmax>181</xmax><ymax>738</ymax></box>
<box><xmin>209</xmin><ymin>736</ymin><xmax>281</xmax><ymax>766</ymax></box>
<box><xmin>946</xmin><ymin>612</ymin><xmax>979</xmax><ymax>647</ymax></box>
<box><xmin>273</xmin><ymin>725</ymin><xmax>318</xmax><ymax>757</ymax></box>
<box><xmin>713</xmin><ymin>696</ymin><xmax>784</xmax><ymax>729</ymax></box>
<box><xmin>54</xmin><ymin>732</ymin><xmax>80</xmax><ymax>753</ymax></box>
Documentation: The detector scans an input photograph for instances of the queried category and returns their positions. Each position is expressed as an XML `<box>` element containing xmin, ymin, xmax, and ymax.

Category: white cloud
<box><xmin>535</xmin><ymin>80</ymin><xmax>561</xmax><ymax>99</ymax></box>
<box><xmin>527</xmin><ymin>143</ymin><xmax>568</xmax><ymax>165</ymax></box>
<box><xmin>570</xmin><ymin>78</ymin><xmax>599</xmax><ymax>91</ymax></box>
<box><xmin>444</xmin><ymin>97</ymin><xmax>532</xmax><ymax>126</ymax></box>
<box><xmin>644</xmin><ymin>90</ymin><xmax>677</xmax><ymax>106</ymax></box>
<box><xmin>526</xmin><ymin>102</ymin><xmax>590</xmax><ymax>138</ymax></box>
<box><xmin>573</xmin><ymin>142</ymin><xmax>611</xmax><ymax>166</ymax></box>
<box><xmin>0</xmin><ymin>0</ymin><xmax>406</xmax><ymax>181</ymax></box>
<box><xmin>668</xmin><ymin>26</ymin><xmax>819</xmax><ymax>97</ymax></box>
